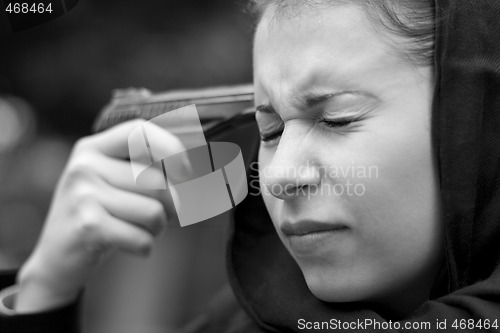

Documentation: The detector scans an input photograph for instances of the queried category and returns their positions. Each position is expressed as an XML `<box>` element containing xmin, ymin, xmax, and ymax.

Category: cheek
<box><xmin>361</xmin><ymin>104</ymin><xmax>437</xmax><ymax>217</ymax></box>
<box><xmin>352</xmin><ymin>143</ymin><xmax>441</xmax><ymax>251</ymax></box>
<box><xmin>346</xmin><ymin>101</ymin><xmax>442</xmax><ymax>265</ymax></box>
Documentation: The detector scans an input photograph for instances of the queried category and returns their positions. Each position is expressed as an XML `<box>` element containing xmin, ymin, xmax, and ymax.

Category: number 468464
<box><xmin>452</xmin><ymin>319</ymin><xmax>499</xmax><ymax>330</ymax></box>
<box><xmin>5</xmin><ymin>3</ymin><xmax>53</xmax><ymax>14</ymax></box>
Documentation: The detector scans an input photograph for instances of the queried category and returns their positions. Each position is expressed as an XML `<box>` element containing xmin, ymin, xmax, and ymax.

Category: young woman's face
<box><xmin>254</xmin><ymin>4</ymin><xmax>444</xmax><ymax>315</ymax></box>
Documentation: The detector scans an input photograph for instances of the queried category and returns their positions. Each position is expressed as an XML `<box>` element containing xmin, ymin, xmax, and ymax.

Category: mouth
<box><xmin>280</xmin><ymin>220</ymin><xmax>349</xmax><ymax>236</ymax></box>
<box><xmin>280</xmin><ymin>220</ymin><xmax>350</xmax><ymax>255</ymax></box>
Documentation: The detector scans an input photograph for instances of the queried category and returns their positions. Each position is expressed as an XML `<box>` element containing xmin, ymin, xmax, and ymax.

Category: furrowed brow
<box><xmin>305</xmin><ymin>93</ymin><xmax>337</xmax><ymax>108</ymax></box>
<box><xmin>256</xmin><ymin>91</ymin><xmax>370</xmax><ymax>114</ymax></box>
<box><xmin>256</xmin><ymin>94</ymin><xmax>336</xmax><ymax>114</ymax></box>
<box><xmin>305</xmin><ymin>91</ymin><xmax>374</xmax><ymax>109</ymax></box>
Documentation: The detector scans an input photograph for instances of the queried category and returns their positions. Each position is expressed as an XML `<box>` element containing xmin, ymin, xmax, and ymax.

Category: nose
<box><xmin>262</xmin><ymin>125</ymin><xmax>322</xmax><ymax>200</ymax></box>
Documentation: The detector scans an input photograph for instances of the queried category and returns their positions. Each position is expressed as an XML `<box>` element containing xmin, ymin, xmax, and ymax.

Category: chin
<box><xmin>301</xmin><ymin>267</ymin><xmax>377</xmax><ymax>303</ymax></box>
<box><xmin>300</xmin><ymin>264</ymin><xmax>428</xmax><ymax>318</ymax></box>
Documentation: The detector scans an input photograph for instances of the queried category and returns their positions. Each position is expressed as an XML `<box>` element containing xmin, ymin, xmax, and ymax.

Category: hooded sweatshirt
<box><xmin>1</xmin><ymin>0</ymin><xmax>500</xmax><ymax>332</ymax></box>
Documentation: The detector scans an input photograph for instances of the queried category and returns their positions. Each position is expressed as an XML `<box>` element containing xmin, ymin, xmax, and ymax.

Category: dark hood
<box><xmin>227</xmin><ymin>0</ymin><xmax>500</xmax><ymax>331</ymax></box>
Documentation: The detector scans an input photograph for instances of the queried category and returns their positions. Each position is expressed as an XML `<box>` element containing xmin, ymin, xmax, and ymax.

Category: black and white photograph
<box><xmin>1</xmin><ymin>0</ymin><xmax>500</xmax><ymax>332</ymax></box>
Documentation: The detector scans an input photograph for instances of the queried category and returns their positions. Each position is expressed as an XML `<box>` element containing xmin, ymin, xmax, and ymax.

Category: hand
<box><xmin>15</xmin><ymin>120</ymin><xmax>186</xmax><ymax>313</ymax></box>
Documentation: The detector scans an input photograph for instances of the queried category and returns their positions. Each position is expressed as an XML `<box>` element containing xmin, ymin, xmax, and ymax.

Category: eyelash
<box><xmin>320</xmin><ymin>118</ymin><xmax>356</xmax><ymax>128</ymax></box>
<box><xmin>260</xmin><ymin>118</ymin><xmax>358</xmax><ymax>142</ymax></box>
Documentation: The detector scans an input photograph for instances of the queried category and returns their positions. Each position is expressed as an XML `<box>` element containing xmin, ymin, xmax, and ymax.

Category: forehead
<box><xmin>253</xmin><ymin>5</ymin><xmax>402</xmax><ymax>101</ymax></box>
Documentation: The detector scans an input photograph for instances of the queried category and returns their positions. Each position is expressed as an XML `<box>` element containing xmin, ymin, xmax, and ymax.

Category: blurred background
<box><xmin>0</xmin><ymin>0</ymin><xmax>254</xmax><ymax>332</ymax></box>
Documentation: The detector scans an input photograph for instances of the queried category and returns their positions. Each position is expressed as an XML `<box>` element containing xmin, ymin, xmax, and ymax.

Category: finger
<box><xmin>90</xmin><ymin>126</ymin><xmax>193</xmax><ymax>189</ymax></box>
<box><xmin>95</xmin><ymin>183</ymin><xmax>168</xmax><ymax>236</ymax></box>
<box><xmin>103</xmin><ymin>213</ymin><xmax>155</xmax><ymax>256</ymax></box>
<box><xmin>86</xmin><ymin>153</ymin><xmax>165</xmax><ymax>196</ymax></box>
<box><xmin>83</xmin><ymin>119</ymin><xmax>146</xmax><ymax>159</ymax></box>
<box><xmin>85</xmin><ymin>154</ymin><xmax>178</xmax><ymax>214</ymax></box>
<box><xmin>77</xmin><ymin>199</ymin><xmax>155</xmax><ymax>256</ymax></box>
<box><xmin>129</xmin><ymin>122</ymin><xmax>193</xmax><ymax>183</ymax></box>
<box><xmin>83</xmin><ymin>120</ymin><xmax>193</xmax><ymax>181</ymax></box>
<box><xmin>85</xmin><ymin>118</ymin><xmax>191</xmax><ymax>161</ymax></box>
<box><xmin>141</xmin><ymin>121</ymin><xmax>189</xmax><ymax>162</ymax></box>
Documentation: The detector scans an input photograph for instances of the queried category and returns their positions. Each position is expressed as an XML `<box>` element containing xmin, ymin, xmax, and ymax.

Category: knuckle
<box><xmin>74</xmin><ymin>137</ymin><xmax>93</xmax><ymax>153</ymax></box>
<box><xmin>75</xmin><ymin>205</ymin><xmax>110</xmax><ymax>253</ymax></box>
<box><xmin>68</xmin><ymin>182</ymin><xmax>97</xmax><ymax>206</ymax></box>
<box><xmin>74</xmin><ymin>193</ymin><xmax>100</xmax><ymax>220</ymax></box>
<box><xmin>66</xmin><ymin>164</ymin><xmax>93</xmax><ymax>184</ymax></box>
<box><xmin>71</xmin><ymin>150</ymin><xmax>99</xmax><ymax>170</ymax></box>
<box><xmin>62</xmin><ymin>156</ymin><xmax>102</xmax><ymax>193</ymax></box>
<box><xmin>76</xmin><ymin>205</ymin><xmax>103</xmax><ymax>235</ymax></box>
<box><xmin>62</xmin><ymin>183</ymin><xmax>99</xmax><ymax>219</ymax></box>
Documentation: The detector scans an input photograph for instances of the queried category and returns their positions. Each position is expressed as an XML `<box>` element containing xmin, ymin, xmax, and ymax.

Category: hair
<box><xmin>248</xmin><ymin>0</ymin><xmax>436</xmax><ymax>67</ymax></box>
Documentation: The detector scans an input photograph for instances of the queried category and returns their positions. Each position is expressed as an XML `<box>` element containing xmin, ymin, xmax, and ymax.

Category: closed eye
<box><xmin>319</xmin><ymin>118</ymin><xmax>356</xmax><ymax>128</ymax></box>
<box><xmin>260</xmin><ymin>118</ymin><xmax>360</xmax><ymax>143</ymax></box>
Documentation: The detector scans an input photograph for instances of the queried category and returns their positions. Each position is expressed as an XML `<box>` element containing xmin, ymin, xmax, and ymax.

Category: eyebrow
<box><xmin>255</xmin><ymin>93</ymin><xmax>339</xmax><ymax>114</ymax></box>
<box><xmin>305</xmin><ymin>93</ymin><xmax>338</xmax><ymax>108</ymax></box>
<box><xmin>255</xmin><ymin>91</ymin><xmax>373</xmax><ymax>114</ymax></box>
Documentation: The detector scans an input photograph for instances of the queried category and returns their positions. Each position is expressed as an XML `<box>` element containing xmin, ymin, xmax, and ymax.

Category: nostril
<box><xmin>264</xmin><ymin>182</ymin><xmax>295</xmax><ymax>199</ymax></box>
<box><xmin>261</xmin><ymin>159</ymin><xmax>323</xmax><ymax>200</ymax></box>
<box><xmin>264</xmin><ymin>181</ymin><xmax>309</xmax><ymax>200</ymax></box>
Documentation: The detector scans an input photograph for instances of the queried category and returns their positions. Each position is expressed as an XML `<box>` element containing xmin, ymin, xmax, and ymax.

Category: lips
<box><xmin>280</xmin><ymin>220</ymin><xmax>349</xmax><ymax>236</ymax></box>
<box><xmin>280</xmin><ymin>220</ymin><xmax>350</xmax><ymax>256</ymax></box>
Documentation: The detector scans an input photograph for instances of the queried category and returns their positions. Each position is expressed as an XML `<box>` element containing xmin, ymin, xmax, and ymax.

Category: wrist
<box><xmin>15</xmin><ymin>257</ymin><xmax>80</xmax><ymax>313</ymax></box>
